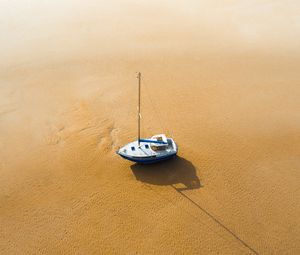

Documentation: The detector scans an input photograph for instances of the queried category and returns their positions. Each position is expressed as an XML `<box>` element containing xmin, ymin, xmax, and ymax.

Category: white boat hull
<box><xmin>117</xmin><ymin>134</ymin><xmax>178</xmax><ymax>164</ymax></box>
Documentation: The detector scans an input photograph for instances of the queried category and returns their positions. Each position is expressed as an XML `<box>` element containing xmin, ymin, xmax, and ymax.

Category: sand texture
<box><xmin>1</xmin><ymin>1</ymin><xmax>300</xmax><ymax>254</ymax></box>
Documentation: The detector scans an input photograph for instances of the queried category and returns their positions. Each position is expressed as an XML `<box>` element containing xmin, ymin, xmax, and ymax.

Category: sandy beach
<box><xmin>1</xmin><ymin>1</ymin><xmax>300</xmax><ymax>254</ymax></box>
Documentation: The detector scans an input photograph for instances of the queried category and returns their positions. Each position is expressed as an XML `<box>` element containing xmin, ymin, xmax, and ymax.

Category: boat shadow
<box><xmin>130</xmin><ymin>156</ymin><xmax>201</xmax><ymax>191</ymax></box>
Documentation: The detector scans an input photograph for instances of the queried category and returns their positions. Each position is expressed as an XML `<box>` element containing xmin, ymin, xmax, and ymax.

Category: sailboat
<box><xmin>117</xmin><ymin>72</ymin><xmax>178</xmax><ymax>164</ymax></box>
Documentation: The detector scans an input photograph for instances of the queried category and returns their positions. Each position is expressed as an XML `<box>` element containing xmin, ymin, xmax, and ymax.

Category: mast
<box><xmin>138</xmin><ymin>72</ymin><xmax>141</xmax><ymax>146</ymax></box>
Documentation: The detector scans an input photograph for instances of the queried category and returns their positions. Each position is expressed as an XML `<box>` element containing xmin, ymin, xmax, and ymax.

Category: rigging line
<box><xmin>142</xmin><ymin>76</ymin><xmax>164</xmax><ymax>132</ymax></box>
<box><xmin>171</xmin><ymin>185</ymin><xmax>260</xmax><ymax>255</ymax></box>
<box><xmin>142</xmin><ymin>75</ymin><xmax>171</xmax><ymax>137</ymax></box>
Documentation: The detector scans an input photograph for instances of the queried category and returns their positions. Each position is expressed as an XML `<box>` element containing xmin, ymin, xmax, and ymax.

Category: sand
<box><xmin>1</xmin><ymin>1</ymin><xmax>300</xmax><ymax>254</ymax></box>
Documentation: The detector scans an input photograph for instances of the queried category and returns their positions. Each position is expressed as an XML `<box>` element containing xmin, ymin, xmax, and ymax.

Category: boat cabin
<box><xmin>150</xmin><ymin>134</ymin><xmax>168</xmax><ymax>151</ymax></box>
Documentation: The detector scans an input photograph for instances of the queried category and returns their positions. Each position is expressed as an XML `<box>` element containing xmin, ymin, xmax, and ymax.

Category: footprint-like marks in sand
<box><xmin>44</xmin><ymin>100</ymin><xmax>118</xmax><ymax>155</ymax></box>
<box><xmin>96</xmin><ymin>119</ymin><xmax>118</xmax><ymax>153</ymax></box>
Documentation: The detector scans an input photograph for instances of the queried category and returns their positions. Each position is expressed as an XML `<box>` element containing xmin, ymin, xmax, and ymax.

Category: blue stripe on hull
<box><xmin>118</xmin><ymin>153</ymin><xmax>177</xmax><ymax>164</ymax></box>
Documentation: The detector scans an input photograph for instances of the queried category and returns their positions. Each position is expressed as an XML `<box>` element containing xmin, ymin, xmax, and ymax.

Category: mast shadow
<box><xmin>131</xmin><ymin>157</ymin><xmax>259</xmax><ymax>254</ymax></box>
<box><xmin>130</xmin><ymin>156</ymin><xmax>201</xmax><ymax>190</ymax></box>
